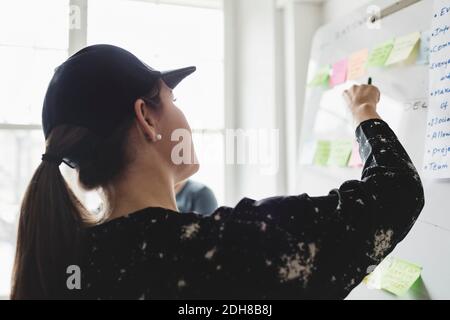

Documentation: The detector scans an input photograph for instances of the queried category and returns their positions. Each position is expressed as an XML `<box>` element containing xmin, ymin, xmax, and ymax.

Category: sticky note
<box><xmin>349</xmin><ymin>141</ymin><xmax>363</xmax><ymax>168</ymax></box>
<box><xmin>381</xmin><ymin>258</ymin><xmax>423</xmax><ymax>296</ymax></box>
<box><xmin>330</xmin><ymin>59</ymin><xmax>348</xmax><ymax>86</ymax></box>
<box><xmin>417</xmin><ymin>31</ymin><xmax>431</xmax><ymax>65</ymax></box>
<box><xmin>308</xmin><ymin>65</ymin><xmax>330</xmax><ymax>87</ymax></box>
<box><xmin>313</xmin><ymin>140</ymin><xmax>331</xmax><ymax>166</ymax></box>
<box><xmin>385</xmin><ymin>32</ymin><xmax>421</xmax><ymax>66</ymax></box>
<box><xmin>365</xmin><ymin>257</ymin><xmax>422</xmax><ymax>296</ymax></box>
<box><xmin>347</xmin><ymin>49</ymin><xmax>369</xmax><ymax>80</ymax></box>
<box><xmin>367</xmin><ymin>40</ymin><xmax>394</xmax><ymax>67</ymax></box>
<box><xmin>327</xmin><ymin>140</ymin><xmax>353</xmax><ymax>167</ymax></box>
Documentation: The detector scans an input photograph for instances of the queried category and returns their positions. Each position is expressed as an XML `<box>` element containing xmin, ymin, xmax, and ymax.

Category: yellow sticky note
<box><xmin>327</xmin><ymin>140</ymin><xmax>353</xmax><ymax>167</ymax></box>
<box><xmin>366</xmin><ymin>257</ymin><xmax>422</xmax><ymax>296</ymax></box>
<box><xmin>367</xmin><ymin>40</ymin><xmax>394</xmax><ymax>67</ymax></box>
<box><xmin>385</xmin><ymin>32</ymin><xmax>421</xmax><ymax>66</ymax></box>
<box><xmin>313</xmin><ymin>140</ymin><xmax>331</xmax><ymax>166</ymax></box>
<box><xmin>308</xmin><ymin>65</ymin><xmax>330</xmax><ymax>87</ymax></box>
<box><xmin>347</xmin><ymin>49</ymin><xmax>369</xmax><ymax>80</ymax></box>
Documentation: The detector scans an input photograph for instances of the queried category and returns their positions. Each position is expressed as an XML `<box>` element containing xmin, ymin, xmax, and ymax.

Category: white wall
<box><xmin>224</xmin><ymin>0</ymin><xmax>379</xmax><ymax>204</ymax></box>
<box><xmin>283</xmin><ymin>0</ymin><xmax>323</xmax><ymax>193</ymax></box>
<box><xmin>323</xmin><ymin>0</ymin><xmax>374</xmax><ymax>22</ymax></box>
<box><xmin>224</xmin><ymin>0</ymin><xmax>280</xmax><ymax>204</ymax></box>
<box><xmin>224</xmin><ymin>0</ymin><xmax>324</xmax><ymax>204</ymax></box>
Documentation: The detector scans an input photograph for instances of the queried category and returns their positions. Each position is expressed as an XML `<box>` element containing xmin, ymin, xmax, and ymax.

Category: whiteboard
<box><xmin>298</xmin><ymin>0</ymin><xmax>450</xmax><ymax>299</ymax></box>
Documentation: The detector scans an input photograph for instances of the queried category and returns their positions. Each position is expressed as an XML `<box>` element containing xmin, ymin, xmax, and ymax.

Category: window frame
<box><xmin>0</xmin><ymin>0</ymin><xmax>226</xmax><ymax>299</ymax></box>
<box><xmin>0</xmin><ymin>0</ymin><xmax>227</xmax><ymax>200</ymax></box>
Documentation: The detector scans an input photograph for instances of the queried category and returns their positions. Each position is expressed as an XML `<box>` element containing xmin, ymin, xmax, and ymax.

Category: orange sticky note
<box><xmin>347</xmin><ymin>49</ymin><xmax>369</xmax><ymax>80</ymax></box>
<box><xmin>330</xmin><ymin>58</ymin><xmax>348</xmax><ymax>86</ymax></box>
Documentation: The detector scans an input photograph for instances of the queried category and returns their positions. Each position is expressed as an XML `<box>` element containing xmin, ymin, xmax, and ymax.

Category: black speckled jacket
<box><xmin>77</xmin><ymin>119</ymin><xmax>425</xmax><ymax>300</ymax></box>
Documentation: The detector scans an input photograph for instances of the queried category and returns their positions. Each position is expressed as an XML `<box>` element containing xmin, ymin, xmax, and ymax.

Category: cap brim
<box><xmin>160</xmin><ymin>66</ymin><xmax>196</xmax><ymax>89</ymax></box>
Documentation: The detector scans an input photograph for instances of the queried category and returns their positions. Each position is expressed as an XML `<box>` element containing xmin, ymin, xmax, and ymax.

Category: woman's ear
<box><xmin>134</xmin><ymin>99</ymin><xmax>159</xmax><ymax>142</ymax></box>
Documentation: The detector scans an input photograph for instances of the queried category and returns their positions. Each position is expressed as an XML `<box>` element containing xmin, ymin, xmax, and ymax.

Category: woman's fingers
<box><xmin>343</xmin><ymin>84</ymin><xmax>382</xmax><ymax>125</ymax></box>
<box><xmin>343</xmin><ymin>84</ymin><xmax>380</xmax><ymax>109</ymax></box>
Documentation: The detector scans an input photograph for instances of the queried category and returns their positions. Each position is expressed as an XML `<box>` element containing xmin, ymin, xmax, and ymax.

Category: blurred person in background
<box><xmin>175</xmin><ymin>180</ymin><xmax>218</xmax><ymax>216</ymax></box>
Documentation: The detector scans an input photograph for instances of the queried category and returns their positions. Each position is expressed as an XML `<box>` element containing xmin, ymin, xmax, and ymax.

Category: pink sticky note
<box><xmin>330</xmin><ymin>59</ymin><xmax>348</xmax><ymax>86</ymax></box>
<box><xmin>347</xmin><ymin>49</ymin><xmax>369</xmax><ymax>81</ymax></box>
<box><xmin>349</xmin><ymin>141</ymin><xmax>363</xmax><ymax>168</ymax></box>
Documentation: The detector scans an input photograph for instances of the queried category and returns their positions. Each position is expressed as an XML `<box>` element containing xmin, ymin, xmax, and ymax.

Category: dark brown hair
<box><xmin>11</xmin><ymin>86</ymin><xmax>161</xmax><ymax>300</ymax></box>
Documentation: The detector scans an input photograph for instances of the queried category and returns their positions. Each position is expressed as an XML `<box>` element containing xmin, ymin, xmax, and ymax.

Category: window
<box><xmin>87</xmin><ymin>0</ymin><xmax>225</xmax><ymax>204</ymax></box>
<box><xmin>0</xmin><ymin>0</ymin><xmax>70</xmax><ymax>297</ymax></box>
<box><xmin>0</xmin><ymin>0</ymin><xmax>224</xmax><ymax>298</ymax></box>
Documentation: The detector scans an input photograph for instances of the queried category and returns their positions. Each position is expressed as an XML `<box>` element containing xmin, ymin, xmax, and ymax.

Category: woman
<box><xmin>11</xmin><ymin>44</ymin><xmax>424</xmax><ymax>300</ymax></box>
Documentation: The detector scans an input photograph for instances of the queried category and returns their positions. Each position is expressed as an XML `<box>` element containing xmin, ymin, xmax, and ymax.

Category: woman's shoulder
<box><xmin>84</xmin><ymin>206</ymin><xmax>233</xmax><ymax>237</ymax></box>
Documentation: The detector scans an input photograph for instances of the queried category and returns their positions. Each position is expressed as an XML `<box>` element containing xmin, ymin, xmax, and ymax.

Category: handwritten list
<box><xmin>423</xmin><ymin>0</ymin><xmax>450</xmax><ymax>178</ymax></box>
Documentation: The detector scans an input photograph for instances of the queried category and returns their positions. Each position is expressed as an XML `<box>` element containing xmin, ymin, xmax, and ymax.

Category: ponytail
<box><xmin>11</xmin><ymin>87</ymin><xmax>157</xmax><ymax>299</ymax></box>
<box><xmin>11</xmin><ymin>126</ymin><xmax>91</xmax><ymax>300</ymax></box>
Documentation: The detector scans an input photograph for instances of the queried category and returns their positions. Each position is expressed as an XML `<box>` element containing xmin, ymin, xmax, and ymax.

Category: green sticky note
<box><xmin>308</xmin><ymin>65</ymin><xmax>330</xmax><ymax>87</ymax></box>
<box><xmin>366</xmin><ymin>257</ymin><xmax>423</xmax><ymax>296</ymax></box>
<box><xmin>313</xmin><ymin>140</ymin><xmax>331</xmax><ymax>166</ymax></box>
<box><xmin>381</xmin><ymin>258</ymin><xmax>422</xmax><ymax>296</ymax></box>
<box><xmin>327</xmin><ymin>140</ymin><xmax>353</xmax><ymax>167</ymax></box>
<box><xmin>368</xmin><ymin>40</ymin><xmax>394</xmax><ymax>67</ymax></box>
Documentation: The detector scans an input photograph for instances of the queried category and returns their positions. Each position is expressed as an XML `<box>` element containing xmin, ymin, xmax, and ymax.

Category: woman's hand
<box><xmin>343</xmin><ymin>84</ymin><xmax>382</xmax><ymax>126</ymax></box>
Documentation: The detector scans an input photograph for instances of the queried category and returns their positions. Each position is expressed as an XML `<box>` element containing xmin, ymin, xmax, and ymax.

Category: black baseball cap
<box><xmin>42</xmin><ymin>44</ymin><xmax>196</xmax><ymax>140</ymax></box>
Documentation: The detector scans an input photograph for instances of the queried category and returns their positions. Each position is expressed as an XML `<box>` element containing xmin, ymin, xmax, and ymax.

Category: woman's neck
<box><xmin>104</xmin><ymin>165</ymin><xmax>178</xmax><ymax>221</ymax></box>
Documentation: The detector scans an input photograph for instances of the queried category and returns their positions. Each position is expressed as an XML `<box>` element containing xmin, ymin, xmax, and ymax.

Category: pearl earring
<box><xmin>156</xmin><ymin>134</ymin><xmax>162</xmax><ymax>141</ymax></box>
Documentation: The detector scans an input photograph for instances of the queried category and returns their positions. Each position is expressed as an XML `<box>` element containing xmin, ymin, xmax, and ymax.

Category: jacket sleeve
<box><xmin>202</xmin><ymin>119</ymin><xmax>425</xmax><ymax>299</ymax></box>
